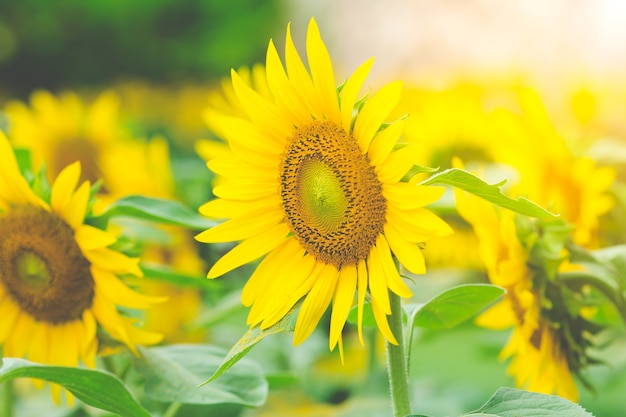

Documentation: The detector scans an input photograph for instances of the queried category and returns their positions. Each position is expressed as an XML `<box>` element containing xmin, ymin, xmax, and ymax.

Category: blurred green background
<box><xmin>0</xmin><ymin>0</ymin><xmax>283</xmax><ymax>98</ymax></box>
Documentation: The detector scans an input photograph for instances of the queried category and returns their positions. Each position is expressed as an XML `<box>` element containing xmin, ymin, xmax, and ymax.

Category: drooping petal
<box><xmin>375</xmin><ymin>234</ymin><xmax>413</xmax><ymax>298</ymax></box>
<box><xmin>366</xmin><ymin>246</ymin><xmax>391</xmax><ymax>315</ymax></box>
<box><xmin>356</xmin><ymin>259</ymin><xmax>368</xmax><ymax>345</ymax></box>
<box><xmin>293</xmin><ymin>263</ymin><xmax>339</xmax><ymax>345</ymax></box>
<box><xmin>91</xmin><ymin>266</ymin><xmax>166</xmax><ymax>309</ymax></box>
<box><xmin>329</xmin><ymin>264</ymin><xmax>357</xmax><ymax>351</ymax></box>
<box><xmin>384</xmin><ymin>223</ymin><xmax>426</xmax><ymax>275</ymax></box>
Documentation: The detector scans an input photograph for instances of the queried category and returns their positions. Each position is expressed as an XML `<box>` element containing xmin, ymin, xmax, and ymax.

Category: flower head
<box><xmin>196</xmin><ymin>19</ymin><xmax>451</xmax><ymax>355</ymax></box>
<box><xmin>455</xmin><ymin>178</ymin><xmax>598</xmax><ymax>401</ymax></box>
<box><xmin>0</xmin><ymin>132</ymin><xmax>162</xmax><ymax>403</ymax></box>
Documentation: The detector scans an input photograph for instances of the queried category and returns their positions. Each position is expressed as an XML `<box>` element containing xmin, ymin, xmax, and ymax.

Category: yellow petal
<box><xmin>196</xmin><ymin>207</ymin><xmax>283</xmax><ymax>243</ymax></box>
<box><xmin>306</xmin><ymin>18</ymin><xmax>340</xmax><ymax>122</ymax></box>
<box><xmin>50</xmin><ymin>161</ymin><xmax>81</xmax><ymax>215</ymax></box>
<box><xmin>384</xmin><ymin>223</ymin><xmax>426</xmax><ymax>275</ymax></box>
<box><xmin>340</xmin><ymin>58</ymin><xmax>374</xmax><ymax>132</ymax></box>
<box><xmin>91</xmin><ymin>266</ymin><xmax>165</xmax><ymax>309</ymax></box>
<box><xmin>356</xmin><ymin>259</ymin><xmax>368</xmax><ymax>345</ymax></box>
<box><xmin>366</xmin><ymin>246</ymin><xmax>391</xmax><ymax>315</ymax></box>
<box><xmin>368</xmin><ymin>119</ymin><xmax>405</xmax><ymax>167</ymax></box>
<box><xmin>376</xmin><ymin>145</ymin><xmax>422</xmax><ymax>183</ymax></box>
<box><xmin>376</xmin><ymin>235</ymin><xmax>413</xmax><ymax>298</ymax></box>
<box><xmin>284</xmin><ymin>22</ymin><xmax>320</xmax><ymax>119</ymax></box>
<box><xmin>0</xmin><ymin>131</ymin><xmax>43</xmax><ymax>207</ymax></box>
<box><xmin>293</xmin><ymin>263</ymin><xmax>338</xmax><ymax>345</ymax></box>
<box><xmin>207</xmin><ymin>222</ymin><xmax>290</xmax><ymax>278</ymax></box>
<box><xmin>61</xmin><ymin>180</ymin><xmax>90</xmax><ymax>229</ymax></box>
<box><xmin>212</xmin><ymin>178</ymin><xmax>278</xmax><ymax>200</ymax></box>
<box><xmin>4</xmin><ymin>312</ymin><xmax>34</xmax><ymax>357</ymax></box>
<box><xmin>259</xmin><ymin>254</ymin><xmax>319</xmax><ymax>329</ymax></box>
<box><xmin>75</xmin><ymin>224</ymin><xmax>117</xmax><ymax>250</ymax></box>
<box><xmin>27</xmin><ymin>322</ymin><xmax>50</xmax><ymax>364</ymax></box>
<box><xmin>231</xmin><ymin>69</ymin><xmax>292</xmax><ymax>145</ymax></box>
<box><xmin>0</xmin><ymin>298</ymin><xmax>19</xmax><ymax>343</ymax></box>
<box><xmin>371</xmin><ymin>297</ymin><xmax>397</xmax><ymax>345</ymax></box>
<box><xmin>329</xmin><ymin>264</ymin><xmax>357</xmax><ymax>351</ymax></box>
<box><xmin>80</xmin><ymin>310</ymin><xmax>98</xmax><ymax>367</ymax></box>
<box><xmin>354</xmin><ymin>81</ymin><xmax>403</xmax><ymax>152</ymax></box>
<box><xmin>92</xmin><ymin>291</ymin><xmax>135</xmax><ymax>354</ymax></box>
<box><xmin>83</xmin><ymin>247</ymin><xmax>143</xmax><ymax>277</ymax></box>
<box><xmin>266</xmin><ymin>39</ymin><xmax>309</xmax><ymax>126</ymax></box>
<box><xmin>383</xmin><ymin>182</ymin><xmax>445</xmax><ymax>210</ymax></box>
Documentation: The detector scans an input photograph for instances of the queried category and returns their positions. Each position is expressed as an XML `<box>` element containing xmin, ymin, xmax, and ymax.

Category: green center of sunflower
<box><xmin>0</xmin><ymin>206</ymin><xmax>95</xmax><ymax>323</ymax></box>
<box><xmin>280</xmin><ymin>120</ymin><xmax>386</xmax><ymax>267</ymax></box>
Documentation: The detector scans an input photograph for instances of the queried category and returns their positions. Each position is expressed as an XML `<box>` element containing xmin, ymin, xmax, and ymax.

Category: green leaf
<box><xmin>421</xmin><ymin>168</ymin><xmax>557</xmax><ymax>219</ymax></box>
<box><xmin>346</xmin><ymin>301</ymin><xmax>376</xmax><ymax>327</ymax></box>
<box><xmin>93</xmin><ymin>195</ymin><xmax>218</xmax><ymax>230</ymax></box>
<box><xmin>464</xmin><ymin>387</ymin><xmax>594</xmax><ymax>416</ymax></box>
<box><xmin>135</xmin><ymin>344</ymin><xmax>267</xmax><ymax>406</ymax></box>
<box><xmin>0</xmin><ymin>358</ymin><xmax>150</xmax><ymax>417</ymax></box>
<box><xmin>411</xmin><ymin>284</ymin><xmax>505</xmax><ymax>330</ymax></box>
<box><xmin>203</xmin><ymin>302</ymin><xmax>301</xmax><ymax>385</ymax></box>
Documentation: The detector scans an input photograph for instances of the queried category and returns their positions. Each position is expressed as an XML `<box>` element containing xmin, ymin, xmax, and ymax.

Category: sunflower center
<box><xmin>0</xmin><ymin>206</ymin><xmax>95</xmax><ymax>323</ymax></box>
<box><xmin>280</xmin><ymin>121</ymin><xmax>386</xmax><ymax>267</ymax></box>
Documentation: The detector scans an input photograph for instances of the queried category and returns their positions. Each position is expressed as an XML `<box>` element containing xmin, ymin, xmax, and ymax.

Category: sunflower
<box><xmin>491</xmin><ymin>88</ymin><xmax>615</xmax><ymax>248</ymax></box>
<box><xmin>196</xmin><ymin>18</ymin><xmax>451</xmax><ymax>355</ymax></box>
<box><xmin>0</xmin><ymin>132</ymin><xmax>162</xmax><ymax>403</ymax></box>
<box><xmin>4</xmin><ymin>90</ymin><xmax>125</xmax><ymax>185</ymax></box>
<box><xmin>455</xmin><ymin>181</ymin><xmax>579</xmax><ymax>401</ymax></box>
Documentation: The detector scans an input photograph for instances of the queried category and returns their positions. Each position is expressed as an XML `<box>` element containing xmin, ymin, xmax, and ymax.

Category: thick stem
<box><xmin>1</xmin><ymin>380</ymin><xmax>13</xmax><ymax>417</ymax></box>
<box><xmin>386</xmin><ymin>292</ymin><xmax>411</xmax><ymax>417</ymax></box>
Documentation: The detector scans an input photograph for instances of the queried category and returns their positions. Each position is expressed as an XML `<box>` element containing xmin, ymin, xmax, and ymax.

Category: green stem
<box><xmin>1</xmin><ymin>380</ymin><xmax>13</xmax><ymax>417</ymax></box>
<box><xmin>386</xmin><ymin>292</ymin><xmax>411</xmax><ymax>417</ymax></box>
<box><xmin>163</xmin><ymin>402</ymin><xmax>182</xmax><ymax>417</ymax></box>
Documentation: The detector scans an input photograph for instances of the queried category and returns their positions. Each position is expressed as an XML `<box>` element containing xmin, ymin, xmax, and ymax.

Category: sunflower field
<box><xmin>0</xmin><ymin>2</ymin><xmax>625</xmax><ymax>417</ymax></box>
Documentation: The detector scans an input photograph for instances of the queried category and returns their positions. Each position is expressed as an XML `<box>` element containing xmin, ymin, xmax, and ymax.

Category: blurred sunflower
<box><xmin>196</xmin><ymin>18</ymin><xmax>451</xmax><ymax>356</ymax></box>
<box><xmin>492</xmin><ymin>88</ymin><xmax>615</xmax><ymax>248</ymax></box>
<box><xmin>3</xmin><ymin>90</ymin><xmax>126</xmax><ymax>186</ymax></box>
<box><xmin>389</xmin><ymin>82</ymin><xmax>516</xmax><ymax>270</ymax></box>
<box><xmin>5</xmin><ymin>90</ymin><xmax>207</xmax><ymax>343</ymax></box>
<box><xmin>455</xmin><ymin>178</ymin><xmax>588</xmax><ymax>401</ymax></box>
<box><xmin>0</xmin><ymin>132</ymin><xmax>162</xmax><ymax>403</ymax></box>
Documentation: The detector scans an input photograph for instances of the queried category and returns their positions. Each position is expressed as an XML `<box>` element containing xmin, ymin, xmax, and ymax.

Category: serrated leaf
<box><xmin>203</xmin><ymin>301</ymin><xmax>301</xmax><ymax>385</ymax></box>
<box><xmin>135</xmin><ymin>344</ymin><xmax>267</xmax><ymax>406</ymax></box>
<box><xmin>93</xmin><ymin>195</ymin><xmax>218</xmax><ymax>230</ymax></box>
<box><xmin>411</xmin><ymin>284</ymin><xmax>505</xmax><ymax>330</ymax></box>
<box><xmin>0</xmin><ymin>358</ymin><xmax>150</xmax><ymax>417</ymax></box>
<box><xmin>421</xmin><ymin>168</ymin><xmax>557</xmax><ymax>219</ymax></box>
<box><xmin>464</xmin><ymin>387</ymin><xmax>593</xmax><ymax>416</ymax></box>
<box><xmin>346</xmin><ymin>301</ymin><xmax>376</xmax><ymax>327</ymax></box>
